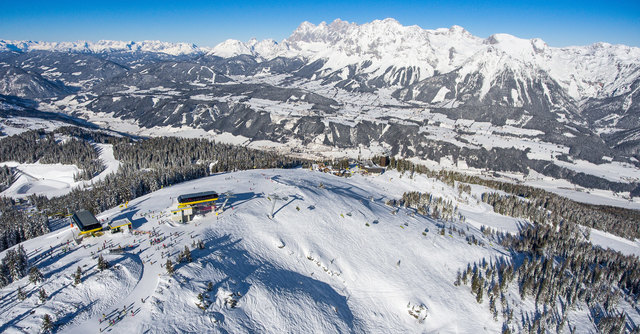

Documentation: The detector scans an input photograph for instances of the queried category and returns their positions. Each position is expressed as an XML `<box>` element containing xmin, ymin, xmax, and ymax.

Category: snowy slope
<box><xmin>0</xmin><ymin>168</ymin><xmax>638</xmax><ymax>333</ymax></box>
<box><xmin>0</xmin><ymin>143</ymin><xmax>121</xmax><ymax>198</ymax></box>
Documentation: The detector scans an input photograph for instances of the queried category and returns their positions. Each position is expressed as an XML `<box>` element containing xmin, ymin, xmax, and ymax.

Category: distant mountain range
<box><xmin>2</xmin><ymin>18</ymin><xmax>639</xmax><ymax>194</ymax></box>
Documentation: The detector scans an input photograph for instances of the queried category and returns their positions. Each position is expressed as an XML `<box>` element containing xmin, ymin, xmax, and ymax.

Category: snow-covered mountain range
<box><xmin>0</xmin><ymin>39</ymin><xmax>201</xmax><ymax>56</ymax></box>
<box><xmin>5</xmin><ymin>18</ymin><xmax>638</xmax><ymax>101</ymax></box>
<box><xmin>2</xmin><ymin>18</ymin><xmax>640</xmax><ymax>196</ymax></box>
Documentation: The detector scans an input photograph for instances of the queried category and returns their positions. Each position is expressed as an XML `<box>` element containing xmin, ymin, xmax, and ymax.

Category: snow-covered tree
<box><xmin>180</xmin><ymin>246</ymin><xmax>191</xmax><ymax>263</ymax></box>
<box><xmin>74</xmin><ymin>266</ymin><xmax>82</xmax><ymax>286</ymax></box>
<box><xmin>17</xmin><ymin>286</ymin><xmax>26</xmax><ymax>300</ymax></box>
<box><xmin>41</xmin><ymin>313</ymin><xmax>53</xmax><ymax>333</ymax></box>
<box><xmin>97</xmin><ymin>254</ymin><xmax>109</xmax><ymax>271</ymax></box>
<box><xmin>38</xmin><ymin>288</ymin><xmax>47</xmax><ymax>303</ymax></box>
<box><xmin>29</xmin><ymin>266</ymin><xmax>44</xmax><ymax>284</ymax></box>
<box><xmin>166</xmin><ymin>259</ymin><xmax>174</xmax><ymax>275</ymax></box>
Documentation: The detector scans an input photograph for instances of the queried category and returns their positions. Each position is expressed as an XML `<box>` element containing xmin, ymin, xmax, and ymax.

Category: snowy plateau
<box><xmin>0</xmin><ymin>168</ymin><xmax>638</xmax><ymax>334</ymax></box>
<box><xmin>1</xmin><ymin>18</ymin><xmax>640</xmax><ymax>334</ymax></box>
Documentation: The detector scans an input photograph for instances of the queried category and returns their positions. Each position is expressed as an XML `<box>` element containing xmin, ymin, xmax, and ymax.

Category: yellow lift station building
<box><xmin>71</xmin><ymin>210</ymin><xmax>103</xmax><ymax>235</ymax></box>
<box><xmin>171</xmin><ymin>191</ymin><xmax>218</xmax><ymax>223</ymax></box>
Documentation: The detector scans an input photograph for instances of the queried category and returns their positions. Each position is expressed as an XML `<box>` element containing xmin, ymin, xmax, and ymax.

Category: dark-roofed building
<box><xmin>172</xmin><ymin>190</ymin><xmax>219</xmax><ymax>223</ymax></box>
<box><xmin>363</xmin><ymin>166</ymin><xmax>385</xmax><ymax>175</ymax></box>
<box><xmin>177</xmin><ymin>191</ymin><xmax>218</xmax><ymax>207</ymax></box>
<box><xmin>71</xmin><ymin>210</ymin><xmax>103</xmax><ymax>235</ymax></box>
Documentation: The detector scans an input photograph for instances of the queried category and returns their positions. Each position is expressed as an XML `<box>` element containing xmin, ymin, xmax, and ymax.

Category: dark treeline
<box><xmin>481</xmin><ymin>192</ymin><xmax>640</xmax><ymax>241</ymax></box>
<box><xmin>387</xmin><ymin>191</ymin><xmax>465</xmax><ymax>222</ymax></box>
<box><xmin>0</xmin><ymin>129</ymin><xmax>105</xmax><ymax>180</ymax></box>
<box><xmin>113</xmin><ymin>136</ymin><xmax>300</xmax><ymax>173</ymax></box>
<box><xmin>0</xmin><ymin>165</ymin><xmax>13</xmax><ymax>192</ymax></box>
<box><xmin>379</xmin><ymin>156</ymin><xmax>640</xmax><ymax>240</ymax></box>
<box><xmin>0</xmin><ymin>198</ymin><xmax>49</xmax><ymax>252</ymax></box>
<box><xmin>0</xmin><ymin>243</ymin><xmax>29</xmax><ymax>288</ymax></box>
<box><xmin>458</xmin><ymin>221</ymin><xmax>640</xmax><ymax>333</ymax></box>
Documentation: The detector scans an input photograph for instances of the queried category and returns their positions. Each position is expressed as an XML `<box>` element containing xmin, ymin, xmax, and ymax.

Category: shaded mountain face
<box><xmin>1</xmin><ymin>19</ymin><xmax>640</xmax><ymax>192</ymax></box>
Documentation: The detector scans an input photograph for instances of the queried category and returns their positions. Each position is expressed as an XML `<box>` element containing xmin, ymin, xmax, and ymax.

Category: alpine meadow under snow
<box><xmin>0</xmin><ymin>18</ymin><xmax>640</xmax><ymax>334</ymax></box>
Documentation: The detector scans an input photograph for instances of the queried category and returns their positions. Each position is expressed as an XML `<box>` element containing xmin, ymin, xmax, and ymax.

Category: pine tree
<box><xmin>454</xmin><ymin>271</ymin><xmax>462</xmax><ymax>286</ymax></box>
<box><xmin>29</xmin><ymin>266</ymin><xmax>43</xmax><ymax>284</ymax></box>
<box><xmin>97</xmin><ymin>254</ymin><xmax>109</xmax><ymax>271</ymax></box>
<box><xmin>41</xmin><ymin>313</ymin><xmax>53</xmax><ymax>333</ymax></box>
<box><xmin>476</xmin><ymin>284</ymin><xmax>484</xmax><ymax>304</ymax></box>
<box><xmin>15</xmin><ymin>245</ymin><xmax>28</xmax><ymax>278</ymax></box>
<box><xmin>38</xmin><ymin>288</ymin><xmax>47</xmax><ymax>303</ymax></box>
<box><xmin>17</xmin><ymin>286</ymin><xmax>26</xmax><ymax>300</ymax></box>
<box><xmin>182</xmin><ymin>246</ymin><xmax>191</xmax><ymax>263</ymax></box>
<box><xmin>196</xmin><ymin>292</ymin><xmax>207</xmax><ymax>310</ymax></box>
<box><xmin>74</xmin><ymin>266</ymin><xmax>82</xmax><ymax>286</ymax></box>
<box><xmin>166</xmin><ymin>259</ymin><xmax>174</xmax><ymax>275</ymax></box>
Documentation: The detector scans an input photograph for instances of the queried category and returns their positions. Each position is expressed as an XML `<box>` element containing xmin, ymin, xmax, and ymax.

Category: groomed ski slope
<box><xmin>0</xmin><ymin>143</ymin><xmax>121</xmax><ymax>199</ymax></box>
<box><xmin>1</xmin><ymin>168</ymin><xmax>638</xmax><ymax>333</ymax></box>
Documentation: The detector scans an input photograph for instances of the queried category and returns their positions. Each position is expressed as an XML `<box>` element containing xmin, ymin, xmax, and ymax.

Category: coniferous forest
<box><xmin>382</xmin><ymin>157</ymin><xmax>640</xmax><ymax>332</ymax></box>
<box><xmin>380</xmin><ymin>156</ymin><xmax>640</xmax><ymax>240</ymax></box>
<box><xmin>457</xmin><ymin>220</ymin><xmax>640</xmax><ymax>333</ymax></box>
<box><xmin>0</xmin><ymin>129</ymin><xmax>105</xmax><ymax>181</ymax></box>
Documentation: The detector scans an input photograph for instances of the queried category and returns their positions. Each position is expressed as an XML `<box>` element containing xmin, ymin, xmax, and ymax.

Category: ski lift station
<box><xmin>72</xmin><ymin>210</ymin><xmax>133</xmax><ymax>235</ymax></box>
<box><xmin>171</xmin><ymin>191</ymin><xmax>219</xmax><ymax>223</ymax></box>
<box><xmin>71</xmin><ymin>210</ymin><xmax>102</xmax><ymax>235</ymax></box>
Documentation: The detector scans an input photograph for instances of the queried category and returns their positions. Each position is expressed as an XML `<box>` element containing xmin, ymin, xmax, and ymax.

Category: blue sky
<box><xmin>1</xmin><ymin>0</ymin><xmax>638</xmax><ymax>47</ymax></box>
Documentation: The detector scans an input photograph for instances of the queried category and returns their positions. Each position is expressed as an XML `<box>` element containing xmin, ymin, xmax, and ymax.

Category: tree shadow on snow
<box><xmin>271</xmin><ymin>194</ymin><xmax>303</xmax><ymax>218</ymax></box>
<box><xmin>253</xmin><ymin>267</ymin><xmax>357</xmax><ymax>332</ymax></box>
<box><xmin>109</xmin><ymin>208</ymin><xmax>148</xmax><ymax>229</ymax></box>
<box><xmin>55</xmin><ymin>300</ymin><xmax>98</xmax><ymax>332</ymax></box>
<box><xmin>34</xmin><ymin>246</ymin><xmax>80</xmax><ymax>270</ymax></box>
<box><xmin>219</xmin><ymin>192</ymin><xmax>264</xmax><ymax>209</ymax></box>
<box><xmin>31</xmin><ymin>242</ymin><xmax>67</xmax><ymax>267</ymax></box>
<box><xmin>271</xmin><ymin>175</ymin><xmax>379</xmax><ymax>212</ymax></box>
<box><xmin>196</xmin><ymin>233</ymin><xmax>358</xmax><ymax>332</ymax></box>
<box><xmin>0</xmin><ymin>307</ymin><xmax>36</xmax><ymax>333</ymax></box>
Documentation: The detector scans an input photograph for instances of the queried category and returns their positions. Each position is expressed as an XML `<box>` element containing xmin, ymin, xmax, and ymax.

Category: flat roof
<box><xmin>72</xmin><ymin>210</ymin><xmax>102</xmax><ymax>231</ymax></box>
<box><xmin>177</xmin><ymin>191</ymin><xmax>218</xmax><ymax>203</ymax></box>
<box><xmin>108</xmin><ymin>219</ymin><xmax>132</xmax><ymax>229</ymax></box>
